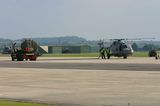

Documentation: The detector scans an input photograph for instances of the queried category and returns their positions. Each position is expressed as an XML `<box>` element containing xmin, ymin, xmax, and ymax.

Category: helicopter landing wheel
<box><xmin>123</xmin><ymin>56</ymin><xmax>127</xmax><ymax>59</ymax></box>
<box><xmin>155</xmin><ymin>57</ymin><xmax>158</xmax><ymax>60</ymax></box>
<box><xmin>155</xmin><ymin>56</ymin><xmax>159</xmax><ymax>60</ymax></box>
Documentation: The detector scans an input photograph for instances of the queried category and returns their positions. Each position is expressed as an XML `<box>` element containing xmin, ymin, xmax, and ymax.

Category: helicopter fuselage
<box><xmin>107</xmin><ymin>40</ymin><xmax>134</xmax><ymax>59</ymax></box>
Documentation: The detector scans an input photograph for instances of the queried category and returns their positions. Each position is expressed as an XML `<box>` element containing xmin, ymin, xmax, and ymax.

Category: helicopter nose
<box><xmin>124</xmin><ymin>48</ymin><xmax>133</xmax><ymax>54</ymax></box>
<box><xmin>131</xmin><ymin>49</ymin><xmax>134</xmax><ymax>53</ymax></box>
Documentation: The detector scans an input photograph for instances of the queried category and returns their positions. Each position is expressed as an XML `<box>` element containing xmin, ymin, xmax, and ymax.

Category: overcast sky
<box><xmin>0</xmin><ymin>0</ymin><xmax>160</xmax><ymax>40</ymax></box>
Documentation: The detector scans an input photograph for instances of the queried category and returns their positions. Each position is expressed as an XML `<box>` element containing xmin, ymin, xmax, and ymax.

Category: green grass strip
<box><xmin>131</xmin><ymin>51</ymin><xmax>148</xmax><ymax>57</ymax></box>
<box><xmin>42</xmin><ymin>53</ymin><xmax>99</xmax><ymax>57</ymax></box>
<box><xmin>0</xmin><ymin>52</ymin><xmax>149</xmax><ymax>57</ymax></box>
<box><xmin>0</xmin><ymin>100</ymin><xmax>51</xmax><ymax>106</ymax></box>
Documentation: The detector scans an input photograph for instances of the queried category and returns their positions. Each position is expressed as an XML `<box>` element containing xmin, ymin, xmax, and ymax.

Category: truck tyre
<box><xmin>12</xmin><ymin>58</ymin><xmax>14</xmax><ymax>61</ymax></box>
<box><xmin>29</xmin><ymin>55</ymin><xmax>37</xmax><ymax>61</ymax></box>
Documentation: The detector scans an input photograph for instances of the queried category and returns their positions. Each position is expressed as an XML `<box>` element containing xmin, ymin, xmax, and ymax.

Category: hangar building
<box><xmin>39</xmin><ymin>45</ymin><xmax>91</xmax><ymax>54</ymax></box>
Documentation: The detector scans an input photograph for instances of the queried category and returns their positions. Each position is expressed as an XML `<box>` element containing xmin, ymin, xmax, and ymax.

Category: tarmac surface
<box><xmin>0</xmin><ymin>57</ymin><xmax>160</xmax><ymax>71</ymax></box>
<box><xmin>0</xmin><ymin>57</ymin><xmax>160</xmax><ymax>106</ymax></box>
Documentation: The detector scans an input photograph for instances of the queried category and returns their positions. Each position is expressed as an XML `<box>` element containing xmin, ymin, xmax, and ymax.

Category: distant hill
<box><xmin>0</xmin><ymin>38</ymin><xmax>11</xmax><ymax>43</ymax></box>
<box><xmin>33</xmin><ymin>36</ymin><xmax>88</xmax><ymax>46</ymax></box>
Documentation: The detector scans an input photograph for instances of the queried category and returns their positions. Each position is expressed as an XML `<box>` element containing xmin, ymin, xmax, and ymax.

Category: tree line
<box><xmin>132</xmin><ymin>43</ymin><xmax>160</xmax><ymax>51</ymax></box>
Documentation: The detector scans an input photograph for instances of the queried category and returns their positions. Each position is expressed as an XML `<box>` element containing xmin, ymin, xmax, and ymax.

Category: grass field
<box><xmin>42</xmin><ymin>53</ymin><xmax>99</xmax><ymax>57</ymax></box>
<box><xmin>131</xmin><ymin>51</ymin><xmax>148</xmax><ymax>57</ymax></box>
<box><xmin>42</xmin><ymin>52</ymin><xmax>149</xmax><ymax>57</ymax></box>
<box><xmin>0</xmin><ymin>52</ymin><xmax>149</xmax><ymax>57</ymax></box>
<box><xmin>0</xmin><ymin>100</ymin><xmax>51</xmax><ymax>106</ymax></box>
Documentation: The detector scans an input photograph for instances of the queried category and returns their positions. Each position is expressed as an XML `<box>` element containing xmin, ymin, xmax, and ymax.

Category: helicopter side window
<box><xmin>113</xmin><ymin>42</ymin><xmax>116</xmax><ymax>46</ymax></box>
<box><xmin>122</xmin><ymin>45</ymin><xmax>127</xmax><ymax>48</ymax></box>
<box><xmin>120</xmin><ymin>44</ymin><xmax>122</xmax><ymax>51</ymax></box>
<box><xmin>120</xmin><ymin>44</ymin><xmax>127</xmax><ymax>51</ymax></box>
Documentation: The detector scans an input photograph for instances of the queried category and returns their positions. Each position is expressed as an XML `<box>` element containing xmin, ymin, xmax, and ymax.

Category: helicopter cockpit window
<box><xmin>120</xmin><ymin>44</ymin><xmax>127</xmax><ymax>51</ymax></box>
<box><xmin>122</xmin><ymin>45</ymin><xmax>127</xmax><ymax>48</ymax></box>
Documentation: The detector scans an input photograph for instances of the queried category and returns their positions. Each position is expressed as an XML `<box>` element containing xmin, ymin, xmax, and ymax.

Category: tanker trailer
<box><xmin>11</xmin><ymin>39</ymin><xmax>39</xmax><ymax>61</ymax></box>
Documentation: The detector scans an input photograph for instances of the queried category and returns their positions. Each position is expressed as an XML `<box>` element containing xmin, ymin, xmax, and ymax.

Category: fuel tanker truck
<box><xmin>11</xmin><ymin>39</ymin><xmax>39</xmax><ymax>61</ymax></box>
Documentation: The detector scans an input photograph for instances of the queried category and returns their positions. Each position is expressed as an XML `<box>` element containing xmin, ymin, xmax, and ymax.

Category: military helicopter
<box><xmin>98</xmin><ymin>39</ymin><xmax>134</xmax><ymax>59</ymax></box>
<box><xmin>2</xmin><ymin>46</ymin><xmax>11</xmax><ymax>54</ymax></box>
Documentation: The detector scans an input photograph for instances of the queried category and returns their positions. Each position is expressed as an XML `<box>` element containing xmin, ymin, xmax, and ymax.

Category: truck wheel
<box><xmin>30</xmin><ymin>59</ymin><xmax>36</xmax><ymax>61</ymax></box>
<box><xmin>12</xmin><ymin>58</ymin><xmax>14</xmax><ymax>61</ymax></box>
<box><xmin>29</xmin><ymin>55</ymin><xmax>37</xmax><ymax>61</ymax></box>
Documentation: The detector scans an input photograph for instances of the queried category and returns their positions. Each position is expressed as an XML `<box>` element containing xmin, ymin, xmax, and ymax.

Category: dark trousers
<box><xmin>101</xmin><ymin>53</ymin><xmax>106</xmax><ymax>59</ymax></box>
